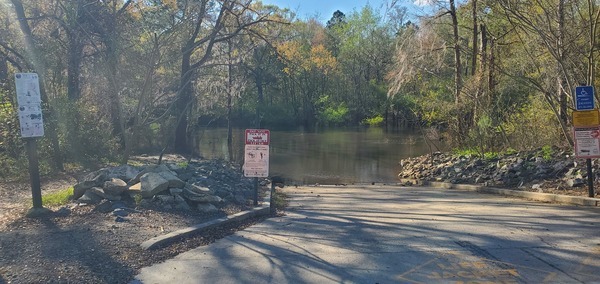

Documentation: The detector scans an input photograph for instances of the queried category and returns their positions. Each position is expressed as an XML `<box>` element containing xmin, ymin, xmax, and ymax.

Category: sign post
<box><xmin>244</xmin><ymin>129</ymin><xmax>270</xmax><ymax>205</ymax></box>
<box><xmin>15</xmin><ymin>73</ymin><xmax>45</xmax><ymax>211</ymax></box>
<box><xmin>573</xmin><ymin>86</ymin><xmax>597</xmax><ymax>197</ymax></box>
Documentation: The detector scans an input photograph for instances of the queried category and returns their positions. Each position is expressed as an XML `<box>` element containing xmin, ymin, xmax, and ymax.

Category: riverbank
<box><xmin>397</xmin><ymin>147</ymin><xmax>599</xmax><ymax>198</ymax></box>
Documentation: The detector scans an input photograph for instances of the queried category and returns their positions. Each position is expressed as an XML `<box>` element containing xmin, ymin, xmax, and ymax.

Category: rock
<box><xmin>77</xmin><ymin>190</ymin><xmax>103</xmax><ymax>204</ymax></box>
<box><xmin>183</xmin><ymin>189</ymin><xmax>222</xmax><ymax>203</ymax></box>
<box><xmin>154</xmin><ymin>195</ymin><xmax>175</xmax><ymax>204</ymax></box>
<box><xmin>174</xmin><ymin>195</ymin><xmax>191</xmax><ymax>211</ymax></box>
<box><xmin>140</xmin><ymin>173</ymin><xmax>170</xmax><ymax>198</ymax></box>
<box><xmin>531</xmin><ymin>184</ymin><xmax>542</xmax><ymax>190</ymax></box>
<box><xmin>54</xmin><ymin>207</ymin><xmax>71</xmax><ymax>217</ymax></box>
<box><xmin>103</xmin><ymin>178</ymin><xmax>128</xmax><ymax>195</ymax></box>
<box><xmin>197</xmin><ymin>203</ymin><xmax>218</xmax><ymax>213</ymax></box>
<box><xmin>112</xmin><ymin>208</ymin><xmax>129</xmax><ymax>217</ymax></box>
<box><xmin>169</xmin><ymin>188</ymin><xmax>183</xmax><ymax>195</ymax></box>
<box><xmin>158</xmin><ymin>171</ymin><xmax>185</xmax><ymax>188</ymax></box>
<box><xmin>184</xmin><ymin>183</ymin><xmax>211</xmax><ymax>194</ymax></box>
<box><xmin>115</xmin><ymin>216</ymin><xmax>129</xmax><ymax>222</ymax></box>
<box><xmin>567</xmin><ymin>178</ymin><xmax>585</xmax><ymax>187</ymax></box>
<box><xmin>73</xmin><ymin>169</ymin><xmax>110</xmax><ymax>199</ymax></box>
<box><xmin>128</xmin><ymin>182</ymin><xmax>141</xmax><ymax>192</ymax></box>
<box><xmin>94</xmin><ymin>201</ymin><xmax>114</xmax><ymax>213</ymax></box>
<box><xmin>108</xmin><ymin>165</ymin><xmax>140</xmax><ymax>183</ymax></box>
<box><xmin>90</xmin><ymin>187</ymin><xmax>122</xmax><ymax>201</ymax></box>
<box><xmin>130</xmin><ymin>164</ymin><xmax>174</xmax><ymax>185</ymax></box>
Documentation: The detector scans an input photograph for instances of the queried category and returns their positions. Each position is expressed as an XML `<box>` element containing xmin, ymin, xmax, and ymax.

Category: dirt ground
<box><xmin>0</xmin><ymin>159</ymin><xmax>268</xmax><ymax>283</ymax></box>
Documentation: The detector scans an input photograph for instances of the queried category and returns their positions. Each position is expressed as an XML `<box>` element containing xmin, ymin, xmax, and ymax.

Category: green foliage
<box><xmin>54</xmin><ymin>98</ymin><xmax>121</xmax><ymax>167</ymax></box>
<box><xmin>133</xmin><ymin>193</ymin><xmax>143</xmax><ymax>206</ymax></box>
<box><xmin>317</xmin><ymin>96</ymin><xmax>349</xmax><ymax>126</ymax></box>
<box><xmin>501</xmin><ymin>97</ymin><xmax>565</xmax><ymax>149</ymax></box>
<box><xmin>363</xmin><ymin>115</ymin><xmax>384</xmax><ymax>126</ymax></box>
<box><xmin>42</xmin><ymin>187</ymin><xmax>74</xmax><ymax>207</ymax></box>
<box><xmin>539</xmin><ymin>145</ymin><xmax>554</xmax><ymax>160</ymax></box>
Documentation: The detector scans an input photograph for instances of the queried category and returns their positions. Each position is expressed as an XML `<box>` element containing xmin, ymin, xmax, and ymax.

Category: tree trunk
<box><xmin>471</xmin><ymin>0</ymin><xmax>478</xmax><ymax>77</ymax></box>
<box><xmin>11</xmin><ymin>0</ymin><xmax>63</xmax><ymax>171</ymax></box>
<box><xmin>227</xmin><ymin>41</ymin><xmax>234</xmax><ymax>161</ymax></box>
<box><xmin>557</xmin><ymin>0</ymin><xmax>568</xmax><ymax>125</ymax></box>
<box><xmin>174</xmin><ymin>51</ymin><xmax>193</xmax><ymax>154</ymax></box>
<box><xmin>450</xmin><ymin>0</ymin><xmax>462</xmax><ymax>106</ymax></box>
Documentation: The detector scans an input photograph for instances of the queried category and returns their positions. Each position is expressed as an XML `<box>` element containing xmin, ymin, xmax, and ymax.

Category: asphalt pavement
<box><xmin>133</xmin><ymin>185</ymin><xmax>600</xmax><ymax>284</ymax></box>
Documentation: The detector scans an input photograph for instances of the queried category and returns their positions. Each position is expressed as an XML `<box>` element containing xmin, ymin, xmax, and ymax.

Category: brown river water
<box><xmin>197</xmin><ymin>127</ymin><xmax>447</xmax><ymax>185</ymax></box>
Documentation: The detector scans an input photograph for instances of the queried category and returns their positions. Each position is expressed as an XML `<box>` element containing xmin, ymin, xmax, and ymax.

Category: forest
<box><xmin>0</xmin><ymin>0</ymin><xmax>599</xmax><ymax>178</ymax></box>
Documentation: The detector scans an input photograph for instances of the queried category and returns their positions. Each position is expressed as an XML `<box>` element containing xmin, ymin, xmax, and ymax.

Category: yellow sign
<box><xmin>572</xmin><ymin>110</ymin><xmax>600</xmax><ymax>127</ymax></box>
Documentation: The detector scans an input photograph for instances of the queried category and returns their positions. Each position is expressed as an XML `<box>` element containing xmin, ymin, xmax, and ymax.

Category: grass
<box><xmin>271</xmin><ymin>189</ymin><xmax>289</xmax><ymax>211</ymax></box>
<box><xmin>41</xmin><ymin>187</ymin><xmax>74</xmax><ymax>207</ymax></box>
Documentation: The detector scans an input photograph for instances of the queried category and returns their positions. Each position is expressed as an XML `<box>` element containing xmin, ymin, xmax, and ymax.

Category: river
<box><xmin>196</xmin><ymin>127</ymin><xmax>446</xmax><ymax>185</ymax></box>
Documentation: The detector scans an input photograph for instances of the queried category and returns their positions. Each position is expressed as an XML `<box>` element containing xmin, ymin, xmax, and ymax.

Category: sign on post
<box><xmin>244</xmin><ymin>129</ymin><xmax>270</xmax><ymax>177</ymax></box>
<box><xmin>574</xmin><ymin>126</ymin><xmax>600</xmax><ymax>158</ymax></box>
<box><xmin>572</xmin><ymin>109</ymin><xmax>600</xmax><ymax>127</ymax></box>
<box><xmin>575</xmin><ymin>86</ymin><xmax>595</xmax><ymax>111</ymax></box>
<box><xmin>15</xmin><ymin>73</ymin><xmax>44</xmax><ymax>138</ymax></box>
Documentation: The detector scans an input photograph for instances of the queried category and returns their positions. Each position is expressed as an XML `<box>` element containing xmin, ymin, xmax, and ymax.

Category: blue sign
<box><xmin>575</xmin><ymin>86</ymin><xmax>595</xmax><ymax>110</ymax></box>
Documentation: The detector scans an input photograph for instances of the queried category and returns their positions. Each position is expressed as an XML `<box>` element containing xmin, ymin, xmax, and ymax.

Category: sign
<box><xmin>244</xmin><ymin>129</ymin><xmax>270</xmax><ymax>177</ymax></box>
<box><xmin>575</xmin><ymin>86</ymin><xmax>595</xmax><ymax>110</ymax></box>
<box><xmin>245</xmin><ymin>129</ymin><xmax>270</xmax><ymax>145</ymax></box>
<box><xmin>572</xmin><ymin>109</ymin><xmax>600</xmax><ymax>127</ymax></box>
<box><xmin>14</xmin><ymin>73</ymin><xmax>44</xmax><ymax>138</ymax></box>
<box><xmin>574</xmin><ymin>126</ymin><xmax>600</xmax><ymax>158</ymax></box>
<box><xmin>243</xmin><ymin>145</ymin><xmax>269</xmax><ymax>177</ymax></box>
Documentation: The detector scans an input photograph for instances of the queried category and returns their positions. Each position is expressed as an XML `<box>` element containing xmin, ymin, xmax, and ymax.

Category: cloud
<box><xmin>413</xmin><ymin>0</ymin><xmax>436</xmax><ymax>6</ymax></box>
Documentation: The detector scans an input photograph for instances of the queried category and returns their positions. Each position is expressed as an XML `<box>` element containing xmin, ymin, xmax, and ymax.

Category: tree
<box><xmin>172</xmin><ymin>0</ymin><xmax>275</xmax><ymax>154</ymax></box>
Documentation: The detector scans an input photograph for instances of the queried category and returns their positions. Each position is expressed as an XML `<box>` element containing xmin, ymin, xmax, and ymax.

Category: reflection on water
<box><xmin>196</xmin><ymin>127</ymin><xmax>445</xmax><ymax>185</ymax></box>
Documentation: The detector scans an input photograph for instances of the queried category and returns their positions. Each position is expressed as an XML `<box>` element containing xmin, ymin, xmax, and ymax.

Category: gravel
<box><xmin>0</xmin><ymin>202</ymin><xmax>267</xmax><ymax>283</ymax></box>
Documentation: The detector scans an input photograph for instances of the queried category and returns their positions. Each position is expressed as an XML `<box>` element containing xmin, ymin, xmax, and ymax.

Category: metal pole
<box><xmin>26</xmin><ymin>138</ymin><xmax>43</xmax><ymax>208</ymax></box>
<box><xmin>254</xmin><ymin>177</ymin><xmax>259</xmax><ymax>206</ymax></box>
<box><xmin>587</xmin><ymin>158</ymin><xmax>594</xmax><ymax>197</ymax></box>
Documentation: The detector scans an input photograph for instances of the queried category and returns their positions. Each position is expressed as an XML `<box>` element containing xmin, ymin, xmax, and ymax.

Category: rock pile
<box><xmin>73</xmin><ymin>159</ymin><xmax>258</xmax><ymax>213</ymax></box>
<box><xmin>398</xmin><ymin>147</ymin><xmax>596</xmax><ymax>191</ymax></box>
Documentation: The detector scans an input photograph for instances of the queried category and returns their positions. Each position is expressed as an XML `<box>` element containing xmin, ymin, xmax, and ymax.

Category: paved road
<box><xmin>134</xmin><ymin>185</ymin><xmax>600</xmax><ymax>284</ymax></box>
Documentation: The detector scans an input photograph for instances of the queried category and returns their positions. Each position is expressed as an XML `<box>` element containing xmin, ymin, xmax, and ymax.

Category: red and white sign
<box><xmin>244</xmin><ymin>129</ymin><xmax>270</xmax><ymax>177</ymax></box>
<box><xmin>245</xmin><ymin>129</ymin><xmax>270</xmax><ymax>145</ymax></box>
<box><xmin>574</xmin><ymin>126</ymin><xmax>600</xmax><ymax>158</ymax></box>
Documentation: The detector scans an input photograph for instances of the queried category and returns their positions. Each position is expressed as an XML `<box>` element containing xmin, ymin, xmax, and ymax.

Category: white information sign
<box><xmin>14</xmin><ymin>73</ymin><xmax>44</xmax><ymax>138</ymax></box>
<box><xmin>244</xmin><ymin>145</ymin><xmax>269</xmax><ymax>177</ymax></box>
<box><xmin>574</xmin><ymin>127</ymin><xmax>600</xmax><ymax>159</ymax></box>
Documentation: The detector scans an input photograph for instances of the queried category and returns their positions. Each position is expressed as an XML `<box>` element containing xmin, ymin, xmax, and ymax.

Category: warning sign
<box><xmin>243</xmin><ymin>144</ymin><xmax>269</xmax><ymax>177</ymax></box>
<box><xmin>245</xmin><ymin>129</ymin><xmax>270</xmax><ymax>145</ymax></box>
<box><xmin>574</xmin><ymin>126</ymin><xmax>600</xmax><ymax>158</ymax></box>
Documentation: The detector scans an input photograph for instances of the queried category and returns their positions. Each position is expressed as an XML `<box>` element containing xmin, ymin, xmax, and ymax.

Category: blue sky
<box><xmin>260</xmin><ymin>0</ymin><xmax>433</xmax><ymax>22</ymax></box>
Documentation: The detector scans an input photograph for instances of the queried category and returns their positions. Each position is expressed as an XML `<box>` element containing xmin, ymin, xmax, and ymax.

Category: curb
<box><xmin>140</xmin><ymin>204</ymin><xmax>271</xmax><ymax>250</ymax></box>
<box><xmin>398</xmin><ymin>179</ymin><xmax>600</xmax><ymax>207</ymax></box>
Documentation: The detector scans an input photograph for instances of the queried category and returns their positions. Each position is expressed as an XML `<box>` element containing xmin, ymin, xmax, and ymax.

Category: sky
<box><xmin>259</xmin><ymin>0</ymin><xmax>434</xmax><ymax>23</ymax></box>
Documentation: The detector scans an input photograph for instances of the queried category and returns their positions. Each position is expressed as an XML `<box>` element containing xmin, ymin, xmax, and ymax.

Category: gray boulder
<box><xmin>183</xmin><ymin>190</ymin><xmax>222</xmax><ymax>203</ymax></box>
<box><xmin>108</xmin><ymin>165</ymin><xmax>140</xmax><ymax>183</ymax></box>
<box><xmin>90</xmin><ymin>186</ymin><xmax>122</xmax><ymax>201</ymax></box>
<box><xmin>197</xmin><ymin>203</ymin><xmax>218</xmax><ymax>213</ymax></box>
<box><xmin>73</xmin><ymin>169</ymin><xmax>109</xmax><ymax>199</ymax></box>
<box><xmin>77</xmin><ymin>190</ymin><xmax>103</xmax><ymax>204</ymax></box>
<box><xmin>130</xmin><ymin>164</ymin><xmax>174</xmax><ymax>185</ymax></box>
<box><xmin>158</xmin><ymin>171</ymin><xmax>185</xmax><ymax>189</ymax></box>
<box><xmin>184</xmin><ymin>183</ymin><xmax>211</xmax><ymax>194</ymax></box>
<box><xmin>140</xmin><ymin>173</ymin><xmax>170</xmax><ymax>198</ymax></box>
<box><xmin>103</xmin><ymin>178</ymin><xmax>128</xmax><ymax>195</ymax></box>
